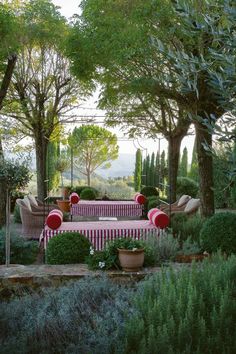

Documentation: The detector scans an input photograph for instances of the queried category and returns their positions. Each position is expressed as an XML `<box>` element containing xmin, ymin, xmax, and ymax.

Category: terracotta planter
<box><xmin>56</xmin><ymin>199</ymin><xmax>70</xmax><ymax>213</ymax></box>
<box><xmin>118</xmin><ymin>248</ymin><xmax>144</xmax><ymax>272</ymax></box>
<box><xmin>175</xmin><ymin>254</ymin><xmax>208</xmax><ymax>263</ymax></box>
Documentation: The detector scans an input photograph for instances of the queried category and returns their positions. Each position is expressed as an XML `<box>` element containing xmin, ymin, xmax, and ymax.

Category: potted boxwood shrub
<box><xmin>115</xmin><ymin>237</ymin><xmax>145</xmax><ymax>272</ymax></box>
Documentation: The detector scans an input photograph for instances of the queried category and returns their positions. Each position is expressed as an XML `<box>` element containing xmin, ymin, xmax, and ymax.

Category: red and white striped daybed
<box><xmin>40</xmin><ymin>220</ymin><xmax>159</xmax><ymax>251</ymax></box>
<box><xmin>70</xmin><ymin>200</ymin><xmax>143</xmax><ymax>218</ymax></box>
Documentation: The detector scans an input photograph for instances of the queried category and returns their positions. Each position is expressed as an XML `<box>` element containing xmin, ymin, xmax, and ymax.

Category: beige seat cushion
<box><xmin>27</xmin><ymin>195</ymin><xmax>38</xmax><ymax>206</ymax></box>
<box><xmin>177</xmin><ymin>195</ymin><xmax>191</xmax><ymax>207</ymax></box>
<box><xmin>184</xmin><ymin>198</ymin><xmax>200</xmax><ymax>213</ymax></box>
<box><xmin>23</xmin><ymin>197</ymin><xmax>32</xmax><ymax>211</ymax></box>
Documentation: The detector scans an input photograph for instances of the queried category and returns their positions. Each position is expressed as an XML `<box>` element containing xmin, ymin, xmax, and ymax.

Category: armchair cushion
<box><xmin>177</xmin><ymin>195</ymin><xmax>191</xmax><ymax>207</ymax></box>
<box><xmin>23</xmin><ymin>197</ymin><xmax>32</xmax><ymax>211</ymax></box>
<box><xmin>184</xmin><ymin>198</ymin><xmax>200</xmax><ymax>213</ymax></box>
<box><xmin>28</xmin><ymin>195</ymin><xmax>38</xmax><ymax>206</ymax></box>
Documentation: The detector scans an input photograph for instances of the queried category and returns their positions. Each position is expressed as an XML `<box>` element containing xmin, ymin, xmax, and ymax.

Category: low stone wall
<box><xmin>0</xmin><ymin>264</ymin><xmax>160</xmax><ymax>300</ymax></box>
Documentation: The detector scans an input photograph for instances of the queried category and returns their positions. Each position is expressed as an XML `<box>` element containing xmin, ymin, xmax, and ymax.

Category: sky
<box><xmin>51</xmin><ymin>0</ymin><xmax>195</xmax><ymax>159</ymax></box>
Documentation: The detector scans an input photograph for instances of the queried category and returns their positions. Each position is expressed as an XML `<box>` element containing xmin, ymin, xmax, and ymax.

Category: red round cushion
<box><xmin>133</xmin><ymin>192</ymin><xmax>140</xmax><ymax>201</ymax></box>
<box><xmin>148</xmin><ymin>208</ymin><xmax>159</xmax><ymax>221</ymax></box>
<box><xmin>70</xmin><ymin>192</ymin><xmax>80</xmax><ymax>204</ymax></box>
<box><xmin>152</xmin><ymin>210</ymin><xmax>169</xmax><ymax>229</ymax></box>
<box><xmin>46</xmin><ymin>212</ymin><xmax>62</xmax><ymax>230</ymax></box>
<box><xmin>49</xmin><ymin>209</ymin><xmax>63</xmax><ymax>218</ymax></box>
<box><xmin>136</xmin><ymin>193</ymin><xmax>146</xmax><ymax>205</ymax></box>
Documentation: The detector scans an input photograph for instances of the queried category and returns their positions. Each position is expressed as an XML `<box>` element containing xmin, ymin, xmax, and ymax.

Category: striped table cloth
<box><xmin>40</xmin><ymin>220</ymin><xmax>159</xmax><ymax>250</ymax></box>
<box><xmin>70</xmin><ymin>201</ymin><xmax>143</xmax><ymax>217</ymax></box>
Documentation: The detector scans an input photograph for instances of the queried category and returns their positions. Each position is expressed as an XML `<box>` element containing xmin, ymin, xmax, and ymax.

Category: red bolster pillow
<box><xmin>46</xmin><ymin>211</ymin><xmax>62</xmax><ymax>230</ymax></box>
<box><xmin>152</xmin><ymin>210</ymin><xmax>169</xmax><ymax>229</ymax></box>
<box><xmin>133</xmin><ymin>192</ymin><xmax>140</xmax><ymax>201</ymax></box>
<box><xmin>49</xmin><ymin>209</ymin><xmax>63</xmax><ymax>218</ymax></box>
<box><xmin>148</xmin><ymin>208</ymin><xmax>159</xmax><ymax>222</ymax></box>
<box><xmin>70</xmin><ymin>192</ymin><xmax>80</xmax><ymax>204</ymax></box>
<box><xmin>135</xmin><ymin>193</ymin><xmax>147</xmax><ymax>205</ymax></box>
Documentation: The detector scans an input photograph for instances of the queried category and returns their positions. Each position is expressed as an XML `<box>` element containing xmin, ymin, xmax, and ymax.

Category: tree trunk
<box><xmin>167</xmin><ymin>135</ymin><xmax>183</xmax><ymax>202</ymax></box>
<box><xmin>87</xmin><ymin>172</ymin><xmax>91</xmax><ymax>186</ymax></box>
<box><xmin>194</xmin><ymin>120</ymin><xmax>214</xmax><ymax>217</ymax></box>
<box><xmin>0</xmin><ymin>54</ymin><xmax>17</xmax><ymax>110</ymax></box>
<box><xmin>0</xmin><ymin>138</ymin><xmax>6</xmax><ymax>227</ymax></box>
<box><xmin>0</xmin><ymin>55</ymin><xmax>17</xmax><ymax>227</ymax></box>
<box><xmin>5</xmin><ymin>188</ymin><xmax>10</xmax><ymax>267</ymax></box>
<box><xmin>0</xmin><ymin>177</ymin><xmax>6</xmax><ymax>227</ymax></box>
<box><xmin>35</xmin><ymin>136</ymin><xmax>48</xmax><ymax>201</ymax></box>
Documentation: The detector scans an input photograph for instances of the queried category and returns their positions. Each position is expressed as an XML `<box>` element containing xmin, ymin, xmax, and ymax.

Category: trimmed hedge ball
<box><xmin>200</xmin><ymin>212</ymin><xmax>236</xmax><ymax>254</ymax></box>
<box><xmin>46</xmin><ymin>232</ymin><xmax>91</xmax><ymax>264</ymax></box>
<box><xmin>80</xmin><ymin>188</ymin><xmax>97</xmax><ymax>200</ymax></box>
<box><xmin>140</xmin><ymin>186</ymin><xmax>159</xmax><ymax>198</ymax></box>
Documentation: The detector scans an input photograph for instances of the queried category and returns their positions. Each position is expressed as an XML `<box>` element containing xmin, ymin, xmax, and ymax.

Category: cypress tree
<box><xmin>188</xmin><ymin>138</ymin><xmax>199</xmax><ymax>182</ymax></box>
<box><xmin>179</xmin><ymin>147</ymin><xmax>188</xmax><ymax>177</ymax></box>
<box><xmin>146</xmin><ymin>154</ymin><xmax>150</xmax><ymax>185</ymax></box>
<box><xmin>155</xmin><ymin>151</ymin><xmax>160</xmax><ymax>187</ymax></box>
<box><xmin>134</xmin><ymin>148</ymin><xmax>142</xmax><ymax>191</ymax></box>
<box><xmin>142</xmin><ymin>158</ymin><xmax>146</xmax><ymax>186</ymax></box>
<box><xmin>149</xmin><ymin>152</ymin><xmax>155</xmax><ymax>186</ymax></box>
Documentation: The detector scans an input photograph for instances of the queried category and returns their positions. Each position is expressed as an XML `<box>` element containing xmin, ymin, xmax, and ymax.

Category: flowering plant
<box><xmin>86</xmin><ymin>237</ymin><xmax>145</xmax><ymax>270</ymax></box>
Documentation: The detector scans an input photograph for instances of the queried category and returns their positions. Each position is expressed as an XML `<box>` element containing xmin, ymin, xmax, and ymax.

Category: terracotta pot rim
<box><xmin>117</xmin><ymin>248</ymin><xmax>144</xmax><ymax>253</ymax></box>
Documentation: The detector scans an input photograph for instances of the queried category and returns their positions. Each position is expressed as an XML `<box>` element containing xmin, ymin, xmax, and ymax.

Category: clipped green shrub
<box><xmin>147</xmin><ymin>196</ymin><xmax>159</xmax><ymax>211</ymax></box>
<box><xmin>80</xmin><ymin>187</ymin><xmax>97</xmax><ymax>200</ymax></box>
<box><xmin>123</xmin><ymin>255</ymin><xmax>236</xmax><ymax>354</ymax></box>
<box><xmin>200</xmin><ymin>212</ymin><xmax>236</xmax><ymax>254</ymax></box>
<box><xmin>46</xmin><ymin>232</ymin><xmax>91</xmax><ymax>264</ymax></box>
<box><xmin>176</xmin><ymin>176</ymin><xmax>199</xmax><ymax>197</ymax></box>
<box><xmin>140</xmin><ymin>186</ymin><xmax>159</xmax><ymax>197</ymax></box>
<box><xmin>0</xmin><ymin>277</ymin><xmax>132</xmax><ymax>354</ymax></box>
<box><xmin>72</xmin><ymin>185</ymin><xmax>99</xmax><ymax>197</ymax></box>
<box><xmin>0</xmin><ymin>230</ymin><xmax>38</xmax><ymax>264</ymax></box>
<box><xmin>13</xmin><ymin>204</ymin><xmax>22</xmax><ymax>224</ymax></box>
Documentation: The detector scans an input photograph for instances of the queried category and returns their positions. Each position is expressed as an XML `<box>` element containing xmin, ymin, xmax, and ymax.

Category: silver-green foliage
<box><xmin>124</xmin><ymin>254</ymin><xmax>236</xmax><ymax>354</ymax></box>
<box><xmin>180</xmin><ymin>237</ymin><xmax>201</xmax><ymax>256</ymax></box>
<box><xmin>0</xmin><ymin>276</ymin><xmax>133</xmax><ymax>354</ymax></box>
<box><xmin>146</xmin><ymin>232</ymin><xmax>180</xmax><ymax>264</ymax></box>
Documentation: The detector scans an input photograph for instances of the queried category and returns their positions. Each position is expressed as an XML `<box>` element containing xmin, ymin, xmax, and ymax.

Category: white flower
<box><xmin>132</xmin><ymin>248</ymin><xmax>138</xmax><ymax>251</ymax></box>
<box><xmin>98</xmin><ymin>261</ymin><xmax>105</xmax><ymax>269</ymax></box>
<box><xmin>90</xmin><ymin>247</ymin><xmax>94</xmax><ymax>255</ymax></box>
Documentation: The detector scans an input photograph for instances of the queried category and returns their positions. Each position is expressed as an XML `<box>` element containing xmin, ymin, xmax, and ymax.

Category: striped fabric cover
<box><xmin>40</xmin><ymin>220</ymin><xmax>159</xmax><ymax>250</ymax></box>
<box><xmin>70</xmin><ymin>201</ymin><xmax>143</xmax><ymax>217</ymax></box>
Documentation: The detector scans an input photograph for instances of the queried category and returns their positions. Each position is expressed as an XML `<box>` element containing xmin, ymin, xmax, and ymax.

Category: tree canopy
<box><xmin>66</xmin><ymin>0</ymin><xmax>236</xmax><ymax>215</ymax></box>
<box><xmin>68</xmin><ymin>125</ymin><xmax>119</xmax><ymax>186</ymax></box>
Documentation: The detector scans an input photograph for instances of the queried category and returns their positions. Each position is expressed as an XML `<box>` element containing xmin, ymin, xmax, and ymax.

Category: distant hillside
<box><xmin>96</xmin><ymin>153</ymin><xmax>135</xmax><ymax>178</ymax></box>
<box><xmin>6</xmin><ymin>151</ymin><xmax>135</xmax><ymax>180</ymax></box>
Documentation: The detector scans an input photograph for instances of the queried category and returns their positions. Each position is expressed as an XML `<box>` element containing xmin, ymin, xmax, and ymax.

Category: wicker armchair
<box><xmin>169</xmin><ymin>198</ymin><xmax>201</xmax><ymax>217</ymax></box>
<box><xmin>26</xmin><ymin>195</ymin><xmax>60</xmax><ymax>212</ymax></box>
<box><xmin>160</xmin><ymin>195</ymin><xmax>191</xmax><ymax>212</ymax></box>
<box><xmin>16</xmin><ymin>198</ymin><xmax>47</xmax><ymax>239</ymax></box>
